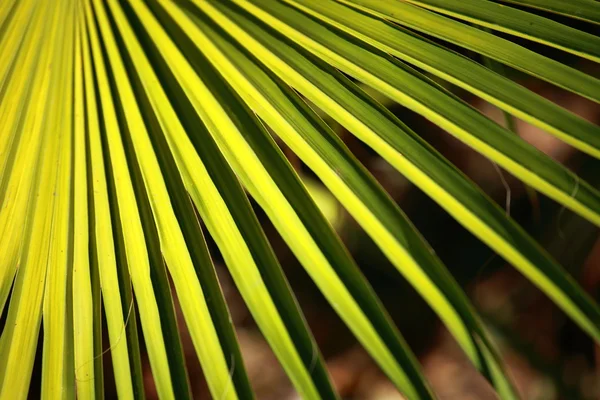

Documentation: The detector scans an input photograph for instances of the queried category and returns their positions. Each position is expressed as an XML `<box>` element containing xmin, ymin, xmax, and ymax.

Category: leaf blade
<box><xmin>347</xmin><ymin>0</ymin><xmax>600</xmax><ymax>104</ymax></box>
<box><xmin>286</xmin><ymin>0</ymin><xmax>600</xmax><ymax>160</ymax></box>
<box><xmin>126</xmin><ymin>1</ymin><xmax>337</xmax><ymax>398</ymax></box>
<box><xmin>401</xmin><ymin>0</ymin><xmax>600</xmax><ymax>63</ymax></box>
<box><xmin>499</xmin><ymin>0</ymin><xmax>600</xmax><ymax>25</ymax></box>
<box><xmin>200</xmin><ymin>0</ymin><xmax>600</xmax><ymax>352</ymax></box>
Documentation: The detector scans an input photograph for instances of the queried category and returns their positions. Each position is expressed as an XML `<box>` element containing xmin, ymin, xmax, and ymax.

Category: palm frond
<box><xmin>1</xmin><ymin>0</ymin><xmax>599</xmax><ymax>399</ymax></box>
<box><xmin>398</xmin><ymin>0</ymin><xmax>600</xmax><ymax>63</ymax></box>
<box><xmin>498</xmin><ymin>0</ymin><xmax>600</xmax><ymax>25</ymax></box>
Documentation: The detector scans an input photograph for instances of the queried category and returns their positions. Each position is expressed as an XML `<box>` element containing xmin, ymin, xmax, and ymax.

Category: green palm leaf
<box><xmin>348</xmin><ymin>0</ymin><xmax>600</xmax><ymax>104</ymax></box>
<box><xmin>399</xmin><ymin>0</ymin><xmax>600</xmax><ymax>63</ymax></box>
<box><xmin>499</xmin><ymin>0</ymin><xmax>600</xmax><ymax>25</ymax></box>
<box><xmin>1</xmin><ymin>0</ymin><xmax>599</xmax><ymax>399</ymax></box>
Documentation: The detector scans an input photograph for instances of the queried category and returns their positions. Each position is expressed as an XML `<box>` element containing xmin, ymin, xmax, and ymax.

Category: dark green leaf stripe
<box><xmin>215</xmin><ymin>0</ymin><xmax>600</xmax><ymax>227</ymax></box>
<box><xmin>86</xmin><ymin>0</ymin><xmax>179</xmax><ymax>395</ymax></box>
<box><xmin>176</xmin><ymin>1</ymin><xmax>521</xmax><ymax>398</ymax></box>
<box><xmin>3</xmin><ymin>0</ymin><xmax>600</xmax><ymax>399</ymax></box>
<box><xmin>144</xmin><ymin>0</ymin><xmax>433</xmax><ymax>397</ymax></box>
<box><xmin>500</xmin><ymin>0</ymin><xmax>600</xmax><ymax>25</ymax></box>
<box><xmin>197</xmin><ymin>0</ymin><xmax>600</xmax><ymax>349</ymax></box>
<box><xmin>346</xmin><ymin>0</ymin><xmax>600</xmax><ymax>104</ymax></box>
<box><xmin>172</xmin><ymin>4</ymin><xmax>444</xmax><ymax>398</ymax></box>
<box><xmin>285</xmin><ymin>0</ymin><xmax>600</xmax><ymax>160</ymax></box>
<box><xmin>94</xmin><ymin>2</ymin><xmax>194</xmax><ymax>393</ymax></box>
<box><xmin>119</xmin><ymin>0</ymin><xmax>338</xmax><ymax>398</ymax></box>
<box><xmin>81</xmin><ymin>11</ymin><xmax>142</xmax><ymax>396</ymax></box>
<box><xmin>103</xmin><ymin>1</ymin><xmax>255</xmax><ymax>397</ymax></box>
<box><xmin>401</xmin><ymin>0</ymin><xmax>600</xmax><ymax>63</ymax></box>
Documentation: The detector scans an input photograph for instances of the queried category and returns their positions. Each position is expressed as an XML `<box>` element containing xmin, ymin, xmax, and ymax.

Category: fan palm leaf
<box><xmin>0</xmin><ymin>0</ymin><xmax>599</xmax><ymax>399</ymax></box>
